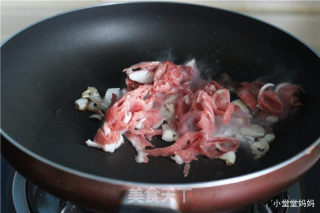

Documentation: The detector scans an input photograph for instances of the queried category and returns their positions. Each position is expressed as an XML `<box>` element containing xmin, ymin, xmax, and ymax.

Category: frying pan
<box><xmin>1</xmin><ymin>2</ymin><xmax>320</xmax><ymax>212</ymax></box>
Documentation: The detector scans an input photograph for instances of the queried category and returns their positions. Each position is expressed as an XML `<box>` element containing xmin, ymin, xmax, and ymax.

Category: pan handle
<box><xmin>119</xmin><ymin>190</ymin><xmax>181</xmax><ymax>213</ymax></box>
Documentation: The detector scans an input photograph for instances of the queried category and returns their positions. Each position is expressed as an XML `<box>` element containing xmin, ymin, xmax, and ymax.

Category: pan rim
<box><xmin>1</xmin><ymin>1</ymin><xmax>320</xmax><ymax>188</ymax></box>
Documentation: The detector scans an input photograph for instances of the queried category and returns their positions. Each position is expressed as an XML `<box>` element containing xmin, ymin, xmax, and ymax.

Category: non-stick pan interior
<box><xmin>2</xmin><ymin>3</ymin><xmax>320</xmax><ymax>184</ymax></box>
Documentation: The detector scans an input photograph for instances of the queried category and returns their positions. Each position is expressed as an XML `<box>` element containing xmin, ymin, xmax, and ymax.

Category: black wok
<box><xmin>1</xmin><ymin>2</ymin><xmax>320</xmax><ymax>212</ymax></box>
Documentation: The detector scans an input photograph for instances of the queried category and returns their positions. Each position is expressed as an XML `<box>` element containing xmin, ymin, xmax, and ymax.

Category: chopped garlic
<box><xmin>87</xmin><ymin>101</ymin><xmax>103</xmax><ymax>114</ymax></box>
<box><xmin>251</xmin><ymin>140</ymin><xmax>270</xmax><ymax>159</ymax></box>
<box><xmin>162</xmin><ymin>128</ymin><xmax>178</xmax><ymax>142</ymax></box>
<box><xmin>89</xmin><ymin>114</ymin><xmax>103</xmax><ymax>120</ymax></box>
<box><xmin>185</xmin><ymin>58</ymin><xmax>196</xmax><ymax>67</ymax></box>
<box><xmin>76</xmin><ymin>87</ymin><xmax>118</xmax><ymax>119</ymax></box>
<box><xmin>129</xmin><ymin>70</ymin><xmax>155</xmax><ymax>83</ymax></box>
<box><xmin>172</xmin><ymin>154</ymin><xmax>184</xmax><ymax>165</ymax></box>
<box><xmin>82</xmin><ymin>87</ymin><xmax>102</xmax><ymax>104</ymax></box>
<box><xmin>135</xmin><ymin>151</ymin><xmax>149</xmax><ymax>163</ymax></box>
<box><xmin>252</xmin><ymin>140</ymin><xmax>269</xmax><ymax>150</ymax></box>
<box><xmin>99</xmin><ymin>101</ymin><xmax>110</xmax><ymax>111</ymax></box>
<box><xmin>85</xmin><ymin>135</ymin><xmax>124</xmax><ymax>153</ymax></box>
<box><xmin>98</xmin><ymin>88</ymin><xmax>121</xmax><ymax>110</ymax></box>
<box><xmin>74</xmin><ymin>98</ymin><xmax>88</xmax><ymax>110</ymax></box>
<box><xmin>87</xmin><ymin>101</ymin><xmax>96</xmax><ymax>111</ymax></box>
<box><xmin>104</xmin><ymin>88</ymin><xmax>120</xmax><ymax>102</ymax></box>
<box><xmin>219</xmin><ymin>151</ymin><xmax>236</xmax><ymax>165</ymax></box>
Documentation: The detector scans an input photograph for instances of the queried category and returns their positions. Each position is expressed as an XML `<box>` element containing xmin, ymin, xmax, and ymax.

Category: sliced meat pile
<box><xmin>78</xmin><ymin>60</ymin><xmax>302</xmax><ymax>174</ymax></box>
<box><xmin>85</xmin><ymin>60</ymin><xmax>241</xmax><ymax>164</ymax></box>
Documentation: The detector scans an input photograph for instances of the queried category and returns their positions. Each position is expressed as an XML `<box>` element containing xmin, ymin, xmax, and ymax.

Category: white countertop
<box><xmin>2</xmin><ymin>0</ymin><xmax>320</xmax><ymax>53</ymax></box>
